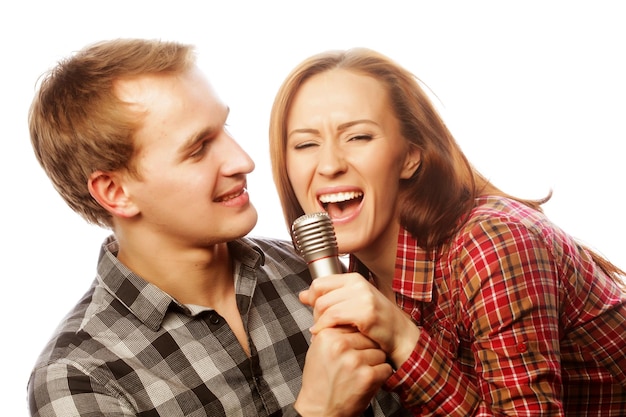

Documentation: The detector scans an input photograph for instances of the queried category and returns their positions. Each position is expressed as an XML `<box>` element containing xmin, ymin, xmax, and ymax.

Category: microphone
<box><xmin>292</xmin><ymin>214</ymin><xmax>376</xmax><ymax>417</ymax></box>
<box><xmin>291</xmin><ymin>212</ymin><xmax>343</xmax><ymax>279</ymax></box>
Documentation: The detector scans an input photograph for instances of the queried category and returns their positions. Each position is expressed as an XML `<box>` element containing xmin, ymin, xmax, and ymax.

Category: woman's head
<box><xmin>270</xmin><ymin>48</ymin><xmax>482</xmax><ymax>251</ymax></box>
<box><xmin>29</xmin><ymin>38</ymin><xmax>195</xmax><ymax>228</ymax></box>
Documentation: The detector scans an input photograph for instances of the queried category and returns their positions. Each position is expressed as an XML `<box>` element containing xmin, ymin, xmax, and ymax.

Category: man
<box><xmin>27</xmin><ymin>39</ymin><xmax>408</xmax><ymax>416</ymax></box>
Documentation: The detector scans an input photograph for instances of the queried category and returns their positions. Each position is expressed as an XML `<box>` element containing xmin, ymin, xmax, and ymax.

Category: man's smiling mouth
<box><xmin>215</xmin><ymin>187</ymin><xmax>246</xmax><ymax>202</ymax></box>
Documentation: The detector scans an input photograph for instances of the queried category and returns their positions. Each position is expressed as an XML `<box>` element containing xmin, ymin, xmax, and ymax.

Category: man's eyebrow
<box><xmin>178</xmin><ymin>106</ymin><xmax>230</xmax><ymax>155</ymax></box>
<box><xmin>287</xmin><ymin>119</ymin><xmax>378</xmax><ymax>139</ymax></box>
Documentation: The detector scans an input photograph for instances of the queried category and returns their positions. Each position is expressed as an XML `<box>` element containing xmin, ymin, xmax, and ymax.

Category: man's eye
<box><xmin>190</xmin><ymin>141</ymin><xmax>208</xmax><ymax>158</ymax></box>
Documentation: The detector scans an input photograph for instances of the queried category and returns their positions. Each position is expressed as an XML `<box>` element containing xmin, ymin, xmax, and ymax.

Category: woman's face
<box><xmin>285</xmin><ymin>69</ymin><xmax>420</xmax><ymax>256</ymax></box>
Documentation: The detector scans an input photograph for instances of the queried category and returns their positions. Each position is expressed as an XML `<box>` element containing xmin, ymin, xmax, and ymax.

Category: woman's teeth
<box><xmin>319</xmin><ymin>191</ymin><xmax>363</xmax><ymax>204</ymax></box>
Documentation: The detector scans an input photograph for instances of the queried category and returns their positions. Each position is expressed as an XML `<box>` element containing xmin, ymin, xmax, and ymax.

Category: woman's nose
<box><xmin>316</xmin><ymin>142</ymin><xmax>347</xmax><ymax>177</ymax></box>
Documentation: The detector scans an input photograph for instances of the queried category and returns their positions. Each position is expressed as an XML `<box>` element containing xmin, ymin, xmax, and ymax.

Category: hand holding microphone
<box><xmin>292</xmin><ymin>211</ymin><xmax>374</xmax><ymax>336</ymax></box>
<box><xmin>292</xmin><ymin>212</ymin><xmax>420</xmax><ymax>369</ymax></box>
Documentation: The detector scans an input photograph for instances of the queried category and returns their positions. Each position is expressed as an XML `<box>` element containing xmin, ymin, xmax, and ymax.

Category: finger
<box><xmin>308</xmin><ymin>272</ymin><xmax>365</xmax><ymax>299</ymax></box>
<box><xmin>358</xmin><ymin>346</ymin><xmax>389</xmax><ymax>366</ymax></box>
<box><xmin>298</xmin><ymin>276</ymin><xmax>339</xmax><ymax>307</ymax></box>
<box><xmin>310</xmin><ymin>293</ymin><xmax>364</xmax><ymax>334</ymax></box>
<box><xmin>315</xmin><ymin>327</ymin><xmax>380</xmax><ymax>351</ymax></box>
<box><xmin>310</xmin><ymin>305</ymin><xmax>355</xmax><ymax>334</ymax></box>
<box><xmin>367</xmin><ymin>362</ymin><xmax>395</xmax><ymax>384</ymax></box>
<box><xmin>305</xmin><ymin>273</ymin><xmax>370</xmax><ymax>309</ymax></box>
<box><xmin>298</xmin><ymin>289</ymin><xmax>313</xmax><ymax>306</ymax></box>
<box><xmin>350</xmin><ymin>349</ymin><xmax>394</xmax><ymax>387</ymax></box>
<box><xmin>308</xmin><ymin>275</ymin><xmax>339</xmax><ymax>296</ymax></box>
<box><xmin>339</xmin><ymin>347</ymin><xmax>393</xmax><ymax>385</ymax></box>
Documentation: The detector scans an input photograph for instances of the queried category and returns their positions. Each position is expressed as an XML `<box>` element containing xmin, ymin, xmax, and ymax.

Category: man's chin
<box><xmin>233</xmin><ymin>208</ymin><xmax>259</xmax><ymax>238</ymax></box>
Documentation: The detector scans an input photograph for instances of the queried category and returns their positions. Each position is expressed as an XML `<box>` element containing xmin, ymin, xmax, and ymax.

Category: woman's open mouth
<box><xmin>319</xmin><ymin>191</ymin><xmax>363</xmax><ymax>219</ymax></box>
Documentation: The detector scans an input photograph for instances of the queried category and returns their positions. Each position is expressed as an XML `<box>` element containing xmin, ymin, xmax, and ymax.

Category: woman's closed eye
<box><xmin>291</xmin><ymin>134</ymin><xmax>373</xmax><ymax>150</ymax></box>
<box><xmin>347</xmin><ymin>134</ymin><xmax>373</xmax><ymax>142</ymax></box>
<box><xmin>292</xmin><ymin>140</ymin><xmax>320</xmax><ymax>150</ymax></box>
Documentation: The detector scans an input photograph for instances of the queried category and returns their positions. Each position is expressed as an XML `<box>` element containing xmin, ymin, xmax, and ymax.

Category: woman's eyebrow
<box><xmin>288</xmin><ymin>119</ymin><xmax>379</xmax><ymax>139</ymax></box>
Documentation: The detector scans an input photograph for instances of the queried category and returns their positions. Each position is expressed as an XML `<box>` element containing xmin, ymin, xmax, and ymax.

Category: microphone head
<box><xmin>291</xmin><ymin>212</ymin><xmax>339</xmax><ymax>263</ymax></box>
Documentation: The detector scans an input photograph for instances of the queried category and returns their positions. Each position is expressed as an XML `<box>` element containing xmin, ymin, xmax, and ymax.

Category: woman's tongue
<box><xmin>325</xmin><ymin>199</ymin><xmax>359</xmax><ymax>220</ymax></box>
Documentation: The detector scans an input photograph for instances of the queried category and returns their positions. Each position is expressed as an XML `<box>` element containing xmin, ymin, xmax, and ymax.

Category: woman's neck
<box><xmin>353</xmin><ymin>221</ymin><xmax>400</xmax><ymax>294</ymax></box>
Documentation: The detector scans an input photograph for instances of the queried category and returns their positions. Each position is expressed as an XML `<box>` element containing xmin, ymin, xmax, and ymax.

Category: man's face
<box><xmin>114</xmin><ymin>66</ymin><xmax>258</xmax><ymax>248</ymax></box>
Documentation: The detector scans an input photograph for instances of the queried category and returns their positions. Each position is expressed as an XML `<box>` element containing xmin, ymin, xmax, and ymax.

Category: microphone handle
<box><xmin>308</xmin><ymin>254</ymin><xmax>343</xmax><ymax>279</ymax></box>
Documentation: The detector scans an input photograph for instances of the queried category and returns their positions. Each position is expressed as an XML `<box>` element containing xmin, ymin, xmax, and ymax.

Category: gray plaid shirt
<box><xmin>28</xmin><ymin>236</ymin><xmax>408</xmax><ymax>416</ymax></box>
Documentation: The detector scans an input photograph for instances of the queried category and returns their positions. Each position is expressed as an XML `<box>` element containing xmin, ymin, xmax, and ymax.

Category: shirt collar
<box><xmin>96</xmin><ymin>235</ymin><xmax>265</xmax><ymax>331</ymax></box>
<box><xmin>348</xmin><ymin>227</ymin><xmax>435</xmax><ymax>302</ymax></box>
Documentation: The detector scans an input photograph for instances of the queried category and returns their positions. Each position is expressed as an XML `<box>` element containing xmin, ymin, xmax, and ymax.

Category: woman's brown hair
<box><xmin>269</xmin><ymin>47</ymin><xmax>624</xmax><ymax>283</ymax></box>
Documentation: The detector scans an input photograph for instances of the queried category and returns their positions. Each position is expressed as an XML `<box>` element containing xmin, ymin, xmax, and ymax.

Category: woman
<box><xmin>269</xmin><ymin>48</ymin><xmax>626</xmax><ymax>416</ymax></box>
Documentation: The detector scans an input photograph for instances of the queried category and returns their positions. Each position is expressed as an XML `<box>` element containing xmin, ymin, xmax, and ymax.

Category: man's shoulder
<box><xmin>242</xmin><ymin>235</ymin><xmax>294</xmax><ymax>252</ymax></box>
<box><xmin>31</xmin><ymin>281</ymin><xmax>127</xmax><ymax>372</ymax></box>
<box><xmin>237</xmin><ymin>236</ymin><xmax>311</xmax><ymax>280</ymax></box>
<box><xmin>238</xmin><ymin>236</ymin><xmax>299</xmax><ymax>262</ymax></box>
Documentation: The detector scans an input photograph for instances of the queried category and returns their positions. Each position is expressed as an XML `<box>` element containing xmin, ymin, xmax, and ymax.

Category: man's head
<box><xmin>94</xmin><ymin>64</ymin><xmax>259</xmax><ymax>249</ymax></box>
<box><xmin>29</xmin><ymin>38</ymin><xmax>195</xmax><ymax>229</ymax></box>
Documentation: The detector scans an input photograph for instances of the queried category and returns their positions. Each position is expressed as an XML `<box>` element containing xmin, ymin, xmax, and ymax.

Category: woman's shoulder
<box><xmin>467</xmin><ymin>195</ymin><xmax>551</xmax><ymax>231</ymax></box>
<box><xmin>473</xmin><ymin>195</ymin><xmax>542</xmax><ymax>218</ymax></box>
<box><xmin>449</xmin><ymin>195</ymin><xmax>585</xmax><ymax>268</ymax></box>
<box><xmin>453</xmin><ymin>195</ymin><xmax>557</xmax><ymax>252</ymax></box>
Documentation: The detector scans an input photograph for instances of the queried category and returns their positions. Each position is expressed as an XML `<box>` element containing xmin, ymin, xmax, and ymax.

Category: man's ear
<box><xmin>400</xmin><ymin>146</ymin><xmax>422</xmax><ymax>179</ymax></box>
<box><xmin>88</xmin><ymin>171</ymin><xmax>139</xmax><ymax>218</ymax></box>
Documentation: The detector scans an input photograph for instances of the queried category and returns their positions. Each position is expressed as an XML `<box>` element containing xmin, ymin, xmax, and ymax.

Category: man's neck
<box><xmin>115</xmin><ymin>230</ymin><xmax>252</xmax><ymax>356</ymax></box>
<box><xmin>115</xmin><ymin>231</ymin><xmax>235</xmax><ymax>308</ymax></box>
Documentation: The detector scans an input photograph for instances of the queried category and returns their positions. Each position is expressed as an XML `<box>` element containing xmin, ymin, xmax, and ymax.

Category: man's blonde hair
<box><xmin>29</xmin><ymin>38</ymin><xmax>195</xmax><ymax>228</ymax></box>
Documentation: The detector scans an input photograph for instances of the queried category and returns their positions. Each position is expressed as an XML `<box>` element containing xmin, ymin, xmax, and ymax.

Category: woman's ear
<box><xmin>400</xmin><ymin>146</ymin><xmax>422</xmax><ymax>179</ymax></box>
<box><xmin>88</xmin><ymin>171</ymin><xmax>140</xmax><ymax>218</ymax></box>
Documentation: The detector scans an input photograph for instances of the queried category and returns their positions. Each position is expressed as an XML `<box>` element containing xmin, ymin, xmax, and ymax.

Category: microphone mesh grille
<box><xmin>291</xmin><ymin>212</ymin><xmax>338</xmax><ymax>260</ymax></box>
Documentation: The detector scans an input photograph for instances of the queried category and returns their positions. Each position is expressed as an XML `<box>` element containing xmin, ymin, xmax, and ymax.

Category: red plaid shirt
<box><xmin>352</xmin><ymin>196</ymin><xmax>626</xmax><ymax>416</ymax></box>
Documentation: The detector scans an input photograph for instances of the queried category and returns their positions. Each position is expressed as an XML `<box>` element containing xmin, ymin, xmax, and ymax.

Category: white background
<box><xmin>2</xmin><ymin>1</ymin><xmax>624</xmax><ymax>414</ymax></box>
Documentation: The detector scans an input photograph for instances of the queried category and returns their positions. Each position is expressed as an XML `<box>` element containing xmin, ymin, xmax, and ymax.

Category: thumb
<box><xmin>299</xmin><ymin>289</ymin><xmax>313</xmax><ymax>306</ymax></box>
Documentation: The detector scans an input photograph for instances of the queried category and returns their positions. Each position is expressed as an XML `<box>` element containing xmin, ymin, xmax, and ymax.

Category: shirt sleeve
<box><xmin>386</xmin><ymin>216</ymin><xmax>566</xmax><ymax>416</ymax></box>
<box><xmin>29</xmin><ymin>362</ymin><xmax>136</xmax><ymax>417</ymax></box>
<box><xmin>385</xmin><ymin>329</ymin><xmax>481</xmax><ymax>416</ymax></box>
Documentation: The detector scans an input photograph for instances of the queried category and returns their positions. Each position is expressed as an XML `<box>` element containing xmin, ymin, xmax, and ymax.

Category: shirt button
<box><xmin>516</xmin><ymin>342</ymin><xmax>528</xmax><ymax>353</ymax></box>
<box><xmin>209</xmin><ymin>313</ymin><xmax>221</xmax><ymax>325</ymax></box>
